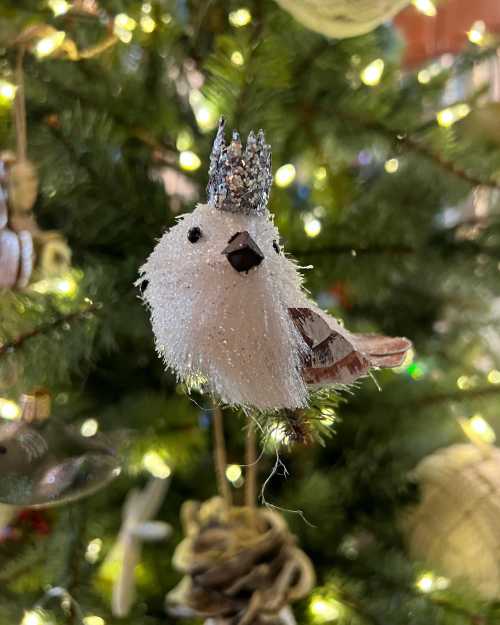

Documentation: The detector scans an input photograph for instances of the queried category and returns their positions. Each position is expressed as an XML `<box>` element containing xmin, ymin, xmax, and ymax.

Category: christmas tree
<box><xmin>1</xmin><ymin>1</ymin><xmax>500</xmax><ymax>624</ymax></box>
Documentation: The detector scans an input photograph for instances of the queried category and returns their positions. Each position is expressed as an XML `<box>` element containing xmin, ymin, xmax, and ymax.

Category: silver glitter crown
<box><xmin>207</xmin><ymin>117</ymin><xmax>272</xmax><ymax>217</ymax></box>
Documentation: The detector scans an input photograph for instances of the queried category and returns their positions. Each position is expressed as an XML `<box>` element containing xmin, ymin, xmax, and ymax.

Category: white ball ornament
<box><xmin>403</xmin><ymin>443</ymin><xmax>500</xmax><ymax>599</ymax></box>
<box><xmin>274</xmin><ymin>0</ymin><xmax>410</xmax><ymax>39</ymax></box>
<box><xmin>138</xmin><ymin>118</ymin><xmax>410</xmax><ymax>412</ymax></box>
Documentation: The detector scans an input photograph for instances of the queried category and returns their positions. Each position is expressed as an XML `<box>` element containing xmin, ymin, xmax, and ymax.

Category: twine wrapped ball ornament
<box><xmin>138</xmin><ymin>118</ymin><xmax>411</xmax><ymax>412</ymax></box>
<box><xmin>167</xmin><ymin>497</ymin><xmax>315</xmax><ymax>625</ymax></box>
<box><xmin>274</xmin><ymin>0</ymin><xmax>410</xmax><ymax>39</ymax></box>
<box><xmin>402</xmin><ymin>442</ymin><xmax>500</xmax><ymax>599</ymax></box>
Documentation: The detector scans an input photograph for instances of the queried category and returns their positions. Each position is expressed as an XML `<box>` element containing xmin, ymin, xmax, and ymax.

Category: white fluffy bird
<box><xmin>138</xmin><ymin>118</ymin><xmax>410</xmax><ymax>412</ymax></box>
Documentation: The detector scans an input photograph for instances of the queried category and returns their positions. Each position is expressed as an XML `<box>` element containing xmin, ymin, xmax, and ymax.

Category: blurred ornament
<box><xmin>0</xmin><ymin>389</ymin><xmax>120</xmax><ymax>507</ymax></box>
<box><xmin>0</xmin><ymin>507</ymin><xmax>51</xmax><ymax>543</ymax></box>
<box><xmin>157</xmin><ymin>166</ymin><xmax>199</xmax><ymax>214</ymax></box>
<box><xmin>13</xmin><ymin>19</ymin><xmax>118</xmax><ymax>63</ymax></box>
<box><xmin>329</xmin><ymin>281</ymin><xmax>352</xmax><ymax>309</ymax></box>
<box><xmin>395</xmin><ymin>0</ymin><xmax>500</xmax><ymax>67</ymax></box>
<box><xmin>6</xmin><ymin>158</ymin><xmax>38</xmax><ymax>215</ymax></box>
<box><xmin>167</xmin><ymin>496</ymin><xmax>315</xmax><ymax>625</ymax></box>
<box><xmin>101</xmin><ymin>477</ymin><xmax>172</xmax><ymax>617</ymax></box>
<box><xmin>36</xmin><ymin>232</ymin><xmax>72</xmax><ymax>276</ymax></box>
<box><xmin>460</xmin><ymin>102</ymin><xmax>500</xmax><ymax>146</ymax></box>
<box><xmin>71</xmin><ymin>0</ymin><xmax>100</xmax><ymax>15</ymax></box>
<box><xmin>274</xmin><ymin>0</ymin><xmax>409</xmax><ymax>39</ymax></box>
<box><xmin>0</xmin><ymin>152</ymin><xmax>71</xmax><ymax>288</ymax></box>
<box><xmin>14</xmin><ymin>25</ymin><xmax>78</xmax><ymax>61</ymax></box>
<box><xmin>0</xmin><ymin>227</ymin><xmax>34</xmax><ymax>288</ymax></box>
<box><xmin>402</xmin><ymin>442</ymin><xmax>500</xmax><ymax>598</ymax></box>
<box><xmin>0</xmin><ymin>154</ymin><xmax>37</xmax><ymax>286</ymax></box>
<box><xmin>138</xmin><ymin>118</ymin><xmax>411</xmax><ymax>411</ymax></box>
<box><xmin>0</xmin><ymin>504</ymin><xmax>18</xmax><ymax>541</ymax></box>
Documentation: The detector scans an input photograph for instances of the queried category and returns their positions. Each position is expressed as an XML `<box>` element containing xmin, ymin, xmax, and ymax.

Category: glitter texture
<box><xmin>207</xmin><ymin>117</ymin><xmax>272</xmax><ymax>217</ymax></box>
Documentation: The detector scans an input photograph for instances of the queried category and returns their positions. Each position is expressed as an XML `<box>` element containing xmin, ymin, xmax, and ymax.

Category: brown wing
<box><xmin>289</xmin><ymin>307</ymin><xmax>411</xmax><ymax>386</ymax></box>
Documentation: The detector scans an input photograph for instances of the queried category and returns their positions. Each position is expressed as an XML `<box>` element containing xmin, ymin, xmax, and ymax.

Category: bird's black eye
<box><xmin>0</xmin><ymin>446</ymin><xmax>7</xmax><ymax>455</ymax></box>
<box><xmin>273</xmin><ymin>240</ymin><xmax>280</xmax><ymax>254</ymax></box>
<box><xmin>188</xmin><ymin>227</ymin><xmax>202</xmax><ymax>243</ymax></box>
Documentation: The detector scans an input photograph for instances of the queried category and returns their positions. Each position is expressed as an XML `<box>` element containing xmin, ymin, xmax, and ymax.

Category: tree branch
<box><xmin>335</xmin><ymin>110</ymin><xmax>500</xmax><ymax>191</ymax></box>
<box><xmin>0</xmin><ymin>302</ymin><xmax>99</xmax><ymax>356</ymax></box>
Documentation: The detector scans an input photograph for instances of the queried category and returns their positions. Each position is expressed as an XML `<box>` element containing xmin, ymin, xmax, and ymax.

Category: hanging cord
<box><xmin>14</xmin><ymin>46</ymin><xmax>27</xmax><ymax>162</ymax></box>
<box><xmin>212</xmin><ymin>400</ymin><xmax>232</xmax><ymax>507</ymax></box>
<box><xmin>245</xmin><ymin>417</ymin><xmax>258</xmax><ymax>510</ymax></box>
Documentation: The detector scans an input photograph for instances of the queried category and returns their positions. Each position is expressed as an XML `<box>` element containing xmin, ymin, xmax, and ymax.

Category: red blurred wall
<box><xmin>395</xmin><ymin>0</ymin><xmax>500</xmax><ymax>67</ymax></box>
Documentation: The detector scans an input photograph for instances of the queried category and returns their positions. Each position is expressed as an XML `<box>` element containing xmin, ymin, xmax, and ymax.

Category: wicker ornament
<box><xmin>402</xmin><ymin>443</ymin><xmax>500</xmax><ymax>599</ymax></box>
<box><xmin>167</xmin><ymin>497</ymin><xmax>315</xmax><ymax>625</ymax></box>
<box><xmin>274</xmin><ymin>0</ymin><xmax>409</xmax><ymax>39</ymax></box>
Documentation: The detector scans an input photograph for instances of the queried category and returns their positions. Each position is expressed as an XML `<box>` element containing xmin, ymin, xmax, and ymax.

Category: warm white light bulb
<box><xmin>34</xmin><ymin>31</ymin><xmax>66</xmax><ymax>58</ymax></box>
<box><xmin>303</xmin><ymin>214</ymin><xmax>322</xmax><ymax>238</ymax></box>
<box><xmin>229</xmin><ymin>8</ymin><xmax>252</xmax><ymax>27</ymax></box>
<box><xmin>115</xmin><ymin>13</ymin><xmax>137</xmax><ymax>30</ymax></box>
<box><xmin>231</xmin><ymin>51</ymin><xmax>244</xmax><ymax>66</ymax></box>
<box><xmin>85</xmin><ymin>538</ymin><xmax>103</xmax><ymax>563</ymax></box>
<box><xmin>0</xmin><ymin>399</ymin><xmax>20</xmax><ymax>420</ymax></box>
<box><xmin>436</xmin><ymin>103</ymin><xmax>470</xmax><ymax>128</ymax></box>
<box><xmin>83</xmin><ymin>617</ymin><xmax>105</xmax><ymax>625</ymax></box>
<box><xmin>412</xmin><ymin>0</ymin><xmax>437</xmax><ymax>16</ymax></box>
<box><xmin>179</xmin><ymin>151</ymin><xmax>201</xmax><ymax>171</ymax></box>
<box><xmin>416</xmin><ymin>572</ymin><xmax>434</xmax><ymax>593</ymax></box>
<box><xmin>384</xmin><ymin>158</ymin><xmax>399</xmax><ymax>174</ymax></box>
<box><xmin>360</xmin><ymin>59</ymin><xmax>384</xmax><ymax>87</ymax></box>
<box><xmin>488</xmin><ymin>369</ymin><xmax>500</xmax><ymax>385</ymax></box>
<box><xmin>468</xmin><ymin>20</ymin><xmax>486</xmax><ymax>45</ymax></box>
<box><xmin>142</xmin><ymin>451</ymin><xmax>172</xmax><ymax>478</ymax></box>
<box><xmin>225</xmin><ymin>464</ymin><xmax>242</xmax><ymax>483</ymax></box>
<box><xmin>469</xmin><ymin>414</ymin><xmax>496</xmax><ymax>444</ymax></box>
<box><xmin>275</xmin><ymin>164</ymin><xmax>296</xmax><ymax>187</ymax></box>
<box><xmin>140</xmin><ymin>16</ymin><xmax>156</xmax><ymax>33</ymax></box>
<box><xmin>81</xmin><ymin>418</ymin><xmax>99</xmax><ymax>437</ymax></box>
<box><xmin>48</xmin><ymin>0</ymin><xmax>70</xmax><ymax>16</ymax></box>
<box><xmin>21</xmin><ymin>611</ymin><xmax>46</xmax><ymax>625</ymax></box>
<box><xmin>0</xmin><ymin>80</ymin><xmax>16</xmax><ymax>101</ymax></box>
<box><xmin>309</xmin><ymin>596</ymin><xmax>341</xmax><ymax>621</ymax></box>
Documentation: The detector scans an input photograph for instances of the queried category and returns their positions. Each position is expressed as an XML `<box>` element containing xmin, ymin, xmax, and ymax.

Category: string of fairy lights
<box><xmin>1</xmin><ymin>1</ymin><xmax>499</xmax><ymax>624</ymax></box>
<box><xmin>0</xmin><ymin>0</ymin><xmax>494</xmax><ymax>245</ymax></box>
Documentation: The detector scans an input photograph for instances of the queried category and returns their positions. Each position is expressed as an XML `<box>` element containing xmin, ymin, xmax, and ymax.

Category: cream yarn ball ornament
<box><xmin>274</xmin><ymin>0</ymin><xmax>410</xmax><ymax>39</ymax></box>
<box><xmin>403</xmin><ymin>443</ymin><xmax>500</xmax><ymax>599</ymax></box>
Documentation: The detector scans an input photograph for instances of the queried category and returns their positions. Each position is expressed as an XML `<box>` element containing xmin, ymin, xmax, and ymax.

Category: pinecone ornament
<box><xmin>167</xmin><ymin>497</ymin><xmax>315</xmax><ymax>625</ymax></box>
<box><xmin>402</xmin><ymin>443</ymin><xmax>500</xmax><ymax>599</ymax></box>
